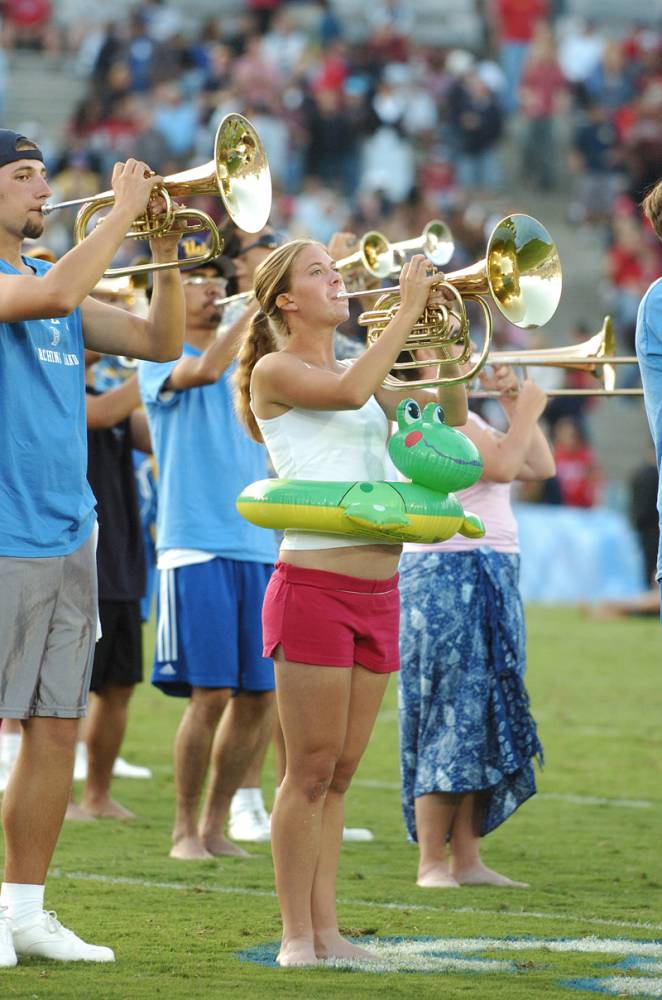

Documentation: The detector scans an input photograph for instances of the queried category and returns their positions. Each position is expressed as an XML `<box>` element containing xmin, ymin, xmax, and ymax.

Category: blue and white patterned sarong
<box><xmin>398</xmin><ymin>548</ymin><xmax>543</xmax><ymax>841</ymax></box>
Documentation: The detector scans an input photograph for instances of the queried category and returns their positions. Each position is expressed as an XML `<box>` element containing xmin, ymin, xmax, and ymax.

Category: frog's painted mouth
<box><xmin>416</xmin><ymin>436</ymin><xmax>482</xmax><ymax>468</ymax></box>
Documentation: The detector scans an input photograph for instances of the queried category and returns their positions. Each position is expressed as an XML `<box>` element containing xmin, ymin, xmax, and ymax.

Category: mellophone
<box><xmin>336</xmin><ymin>213</ymin><xmax>564</xmax><ymax>391</ymax></box>
<box><xmin>330</xmin><ymin>219</ymin><xmax>638</xmax><ymax>397</ymax></box>
<box><xmin>41</xmin><ymin>113</ymin><xmax>273</xmax><ymax>279</ymax></box>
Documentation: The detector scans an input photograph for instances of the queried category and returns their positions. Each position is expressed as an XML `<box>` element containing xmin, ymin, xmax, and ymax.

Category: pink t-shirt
<box><xmin>404</xmin><ymin>412</ymin><xmax>520</xmax><ymax>554</ymax></box>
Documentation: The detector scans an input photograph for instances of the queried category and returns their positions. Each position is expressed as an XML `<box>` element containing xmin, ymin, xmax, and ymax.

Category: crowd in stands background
<box><xmin>2</xmin><ymin>0</ymin><xmax>660</xmax><ymax>529</ymax></box>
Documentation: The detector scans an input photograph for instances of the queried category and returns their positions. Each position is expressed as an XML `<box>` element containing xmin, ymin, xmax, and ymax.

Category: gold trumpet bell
<box><xmin>163</xmin><ymin>113</ymin><xmax>272</xmax><ymax>234</ymax></box>
<box><xmin>448</xmin><ymin>213</ymin><xmax>563</xmax><ymax>329</ymax></box>
<box><xmin>390</xmin><ymin>219</ymin><xmax>455</xmax><ymax>272</ymax></box>
<box><xmin>335</xmin><ymin>230</ymin><xmax>394</xmax><ymax>292</ymax></box>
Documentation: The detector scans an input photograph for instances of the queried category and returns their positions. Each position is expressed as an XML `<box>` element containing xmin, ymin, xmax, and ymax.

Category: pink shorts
<box><xmin>262</xmin><ymin>562</ymin><xmax>400</xmax><ymax>673</ymax></box>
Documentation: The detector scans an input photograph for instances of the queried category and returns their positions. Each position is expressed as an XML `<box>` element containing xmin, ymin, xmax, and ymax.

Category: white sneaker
<box><xmin>11</xmin><ymin>911</ymin><xmax>115</xmax><ymax>962</ymax></box>
<box><xmin>228</xmin><ymin>805</ymin><xmax>271</xmax><ymax>843</ymax></box>
<box><xmin>0</xmin><ymin>761</ymin><xmax>12</xmax><ymax>794</ymax></box>
<box><xmin>342</xmin><ymin>827</ymin><xmax>374</xmax><ymax>842</ymax></box>
<box><xmin>112</xmin><ymin>756</ymin><xmax>152</xmax><ymax>779</ymax></box>
<box><xmin>0</xmin><ymin>908</ymin><xmax>17</xmax><ymax>968</ymax></box>
<box><xmin>73</xmin><ymin>743</ymin><xmax>87</xmax><ymax>781</ymax></box>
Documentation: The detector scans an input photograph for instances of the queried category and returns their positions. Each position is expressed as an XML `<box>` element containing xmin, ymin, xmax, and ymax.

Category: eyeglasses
<box><xmin>236</xmin><ymin>233</ymin><xmax>281</xmax><ymax>256</ymax></box>
<box><xmin>183</xmin><ymin>276</ymin><xmax>227</xmax><ymax>287</ymax></box>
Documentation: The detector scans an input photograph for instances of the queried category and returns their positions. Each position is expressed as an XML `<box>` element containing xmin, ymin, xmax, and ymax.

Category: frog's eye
<box><xmin>422</xmin><ymin>401</ymin><xmax>446</xmax><ymax>426</ymax></box>
<box><xmin>403</xmin><ymin>399</ymin><xmax>421</xmax><ymax>424</ymax></box>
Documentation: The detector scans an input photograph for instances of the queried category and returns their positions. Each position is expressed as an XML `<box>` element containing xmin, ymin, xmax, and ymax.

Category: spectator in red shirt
<box><xmin>552</xmin><ymin>417</ymin><xmax>601</xmax><ymax>507</ymax></box>
<box><xmin>519</xmin><ymin>24</ymin><xmax>568</xmax><ymax>189</ymax></box>
<box><xmin>491</xmin><ymin>0</ymin><xmax>549</xmax><ymax>112</ymax></box>
<box><xmin>2</xmin><ymin>0</ymin><xmax>59</xmax><ymax>54</ymax></box>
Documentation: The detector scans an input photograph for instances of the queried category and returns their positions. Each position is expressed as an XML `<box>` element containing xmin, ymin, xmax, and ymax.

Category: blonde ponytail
<box><xmin>233</xmin><ymin>310</ymin><xmax>278</xmax><ymax>443</ymax></box>
<box><xmin>232</xmin><ymin>238</ymin><xmax>323</xmax><ymax>443</ymax></box>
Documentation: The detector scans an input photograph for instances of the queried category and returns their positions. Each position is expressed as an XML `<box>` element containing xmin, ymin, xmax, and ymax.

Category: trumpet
<box><xmin>471</xmin><ymin>316</ymin><xmax>642</xmax><ymax>397</ymax></box>
<box><xmin>212</xmin><ymin>290</ymin><xmax>255</xmax><ymax>309</ymax></box>
<box><xmin>334</xmin><ymin>230</ymin><xmax>395</xmax><ymax>292</ymax></box>
<box><xmin>338</xmin><ymin>213</ymin><xmax>562</xmax><ymax>390</ymax></box>
<box><xmin>42</xmin><ymin>114</ymin><xmax>272</xmax><ymax>279</ymax></box>
<box><xmin>390</xmin><ymin>219</ymin><xmax>454</xmax><ymax>272</ymax></box>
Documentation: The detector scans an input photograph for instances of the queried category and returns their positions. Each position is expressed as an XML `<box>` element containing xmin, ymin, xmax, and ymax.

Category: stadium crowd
<box><xmin>2</xmin><ymin>0</ymin><xmax>661</xmax><ymax>515</ymax></box>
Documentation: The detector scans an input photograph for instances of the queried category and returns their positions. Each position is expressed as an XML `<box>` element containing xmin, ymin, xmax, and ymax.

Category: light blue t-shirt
<box><xmin>139</xmin><ymin>346</ymin><xmax>277</xmax><ymax>564</ymax></box>
<box><xmin>635</xmin><ymin>276</ymin><xmax>662</xmax><ymax>585</ymax></box>
<box><xmin>0</xmin><ymin>256</ymin><xmax>95</xmax><ymax>557</ymax></box>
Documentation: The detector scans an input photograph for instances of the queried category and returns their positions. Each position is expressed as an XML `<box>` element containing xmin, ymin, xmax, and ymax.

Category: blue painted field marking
<box><xmin>238</xmin><ymin>936</ymin><xmax>519</xmax><ymax>973</ymax></box>
<box><xmin>239</xmin><ymin>935</ymin><xmax>662</xmax><ymax>995</ymax></box>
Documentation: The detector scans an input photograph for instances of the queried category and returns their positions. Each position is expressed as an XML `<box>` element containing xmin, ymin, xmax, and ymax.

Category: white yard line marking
<box><xmin>538</xmin><ymin>792</ymin><xmax>652</xmax><ymax>809</ymax></box>
<box><xmin>50</xmin><ymin>870</ymin><xmax>662</xmax><ymax>933</ymax></box>
<box><xmin>129</xmin><ymin>770</ymin><xmax>657</xmax><ymax>809</ymax></box>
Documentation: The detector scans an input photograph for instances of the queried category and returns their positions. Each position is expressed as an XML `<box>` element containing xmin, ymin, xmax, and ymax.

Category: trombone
<box><xmin>471</xmin><ymin>316</ymin><xmax>642</xmax><ymax>397</ymax></box>
<box><xmin>390</xmin><ymin>219</ymin><xmax>454</xmax><ymax>272</ymax></box>
<box><xmin>338</xmin><ymin>213</ymin><xmax>563</xmax><ymax>390</ymax></box>
<box><xmin>42</xmin><ymin>114</ymin><xmax>272</xmax><ymax>279</ymax></box>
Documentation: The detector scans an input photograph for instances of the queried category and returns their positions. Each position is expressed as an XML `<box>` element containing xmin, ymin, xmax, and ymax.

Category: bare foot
<box><xmin>79</xmin><ymin>797</ymin><xmax>136</xmax><ymax>820</ymax></box>
<box><xmin>277</xmin><ymin>938</ymin><xmax>319</xmax><ymax>967</ymax></box>
<box><xmin>417</xmin><ymin>862</ymin><xmax>460</xmax><ymax>888</ymax></box>
<box><xmin>315</xmin><ymin>929</ymin><xmax>376</xmax><ymax>961</ymax></box>
<box><xmin>453</xmin><ymin>862</ymin><xmax>528</xmax><ymax>887</ymax></box>
<box><xmin>201</xmin><ymin>834</ymin><xmax>251</xmax><ymax>858</ymax></box>
<box><xmin>65</xmin><ymin>801</ymin><xmax>96</xmax><ymax>822</ymax></box>
<box><xmin>579</xmin><ymin>601</ymin><xmax>620</xmax><ymax>621</ymax></box>
<box><xmin>169</xmin><ymin>835</ymin><xmax>214</xmax><ymax>860</ymax></box>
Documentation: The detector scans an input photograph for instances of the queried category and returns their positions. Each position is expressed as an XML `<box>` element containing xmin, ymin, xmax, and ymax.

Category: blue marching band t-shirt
<box><xmin>635</xmin><ymin>276</ymin><xmax>662</xmax><ymax>586</ymax></box>
<box><xmin>139</xmin><ymin>345</ymin><xmax>277</xmax><ymax>565</ymax></box>
<box><xmin>0</xmin><ymin>256</ymin><xmax>96</xmax><ymax>557</ymax></box>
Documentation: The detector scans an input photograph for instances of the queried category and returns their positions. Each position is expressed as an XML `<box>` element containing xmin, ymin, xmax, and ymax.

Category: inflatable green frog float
<box><xmin>236</xmin><ymin>398</ymin><xmax>486</xmax><ymax>544</ymax></box>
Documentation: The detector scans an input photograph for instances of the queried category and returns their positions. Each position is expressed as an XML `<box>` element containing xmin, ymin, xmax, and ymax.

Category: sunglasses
<box><xmin>236</xmin><ymin>233</ymin><xmax>281</xmax><ymax>255</ymax></box>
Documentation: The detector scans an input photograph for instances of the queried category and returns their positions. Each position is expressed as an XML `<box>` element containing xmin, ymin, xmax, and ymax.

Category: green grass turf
<box><xmin>1</xmin><ymin>606</ymin><xmax>660</xmax><ymax>999</ymax></box>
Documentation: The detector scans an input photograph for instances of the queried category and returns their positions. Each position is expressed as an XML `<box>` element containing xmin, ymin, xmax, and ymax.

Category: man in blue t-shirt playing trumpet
<box><xmin>0</xmin><ymin>128</ymin><xmax>185</xmax><ymax>966</ymax></box>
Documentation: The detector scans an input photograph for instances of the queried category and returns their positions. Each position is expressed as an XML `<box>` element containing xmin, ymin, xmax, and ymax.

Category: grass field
<box><xmin>1</xmin><ymin>606</ymin><xmax>660</xmax><ymax>999</ymax></box>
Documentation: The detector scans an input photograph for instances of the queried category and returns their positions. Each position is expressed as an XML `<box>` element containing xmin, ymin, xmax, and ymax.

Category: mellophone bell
<box><xmin>41</xmin><ymin>113</ymin><xmax>272</xmax><ymax>279</ymax></box>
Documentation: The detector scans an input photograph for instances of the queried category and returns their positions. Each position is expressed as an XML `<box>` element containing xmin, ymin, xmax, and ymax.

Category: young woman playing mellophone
<box><xmin>233</xmin><ymin>239</ymin><xmax>468</xmax><ymax>967</ymax></box>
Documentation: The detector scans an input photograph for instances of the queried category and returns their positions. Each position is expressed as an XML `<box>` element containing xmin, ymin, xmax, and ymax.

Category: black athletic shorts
<box><xmin>89</xmin><ymin>600</ymin><xmax>143</xmax><ymax>693</ymax></box>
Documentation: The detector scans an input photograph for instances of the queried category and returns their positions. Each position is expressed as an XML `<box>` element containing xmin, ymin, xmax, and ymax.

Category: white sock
<box><xmin>231</xmin><ymin>787</ymin><xmax>263</xmax><ymax>813</ymax></box>
<box><xmin>0</xmin><ymin>883</ymin><xmax>45</xmax><ymax>924</ymax></box>
<box><xmin>0</xmin><ymin>733</ymin><xmax>21</xmax><ymax>768</ymax></box>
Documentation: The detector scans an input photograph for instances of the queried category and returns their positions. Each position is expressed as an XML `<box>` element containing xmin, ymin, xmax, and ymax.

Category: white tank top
<box><xmin>252</xmin><ymin>383</ymin><xmax>395</xmax><ymax>550</ymax></box>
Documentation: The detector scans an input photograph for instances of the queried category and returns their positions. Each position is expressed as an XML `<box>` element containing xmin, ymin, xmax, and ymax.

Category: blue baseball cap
<box><xmin>0</xmin><ymin>129</ymin><xmax>44</xmax><ymax>169</ymax></box>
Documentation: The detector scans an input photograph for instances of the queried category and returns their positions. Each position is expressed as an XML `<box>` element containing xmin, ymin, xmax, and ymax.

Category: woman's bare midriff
<box><xmin>279</xmin><ymin>543</ymin><xmax>403</xmax><ymax>580</ymax></box>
